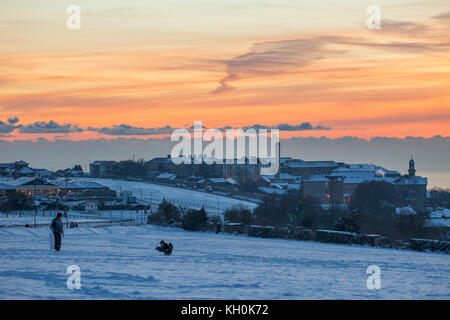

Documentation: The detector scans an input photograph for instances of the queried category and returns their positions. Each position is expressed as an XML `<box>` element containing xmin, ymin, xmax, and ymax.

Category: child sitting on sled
<box><xmin>155</xmin><ymin>240</ymin><xmax>173</xmax><ymax>255</ymax></box>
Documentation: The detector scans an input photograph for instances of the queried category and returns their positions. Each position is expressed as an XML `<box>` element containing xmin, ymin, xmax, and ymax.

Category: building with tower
<box><xmin>394</xmin><ymin>157</ymin><xmax>427</xmax><ymax>212</ymax></box>
<box><xmin>408</xmin><ymin>156</ymin><xmax>416</xmax><ymax>177</ymax></box>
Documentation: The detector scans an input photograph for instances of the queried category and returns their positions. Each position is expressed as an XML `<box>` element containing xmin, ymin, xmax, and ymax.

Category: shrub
<box><xmin>182</xmin><ymin>207</ymin><xmax>208</xmax><ymax>231</ymax></box>
<box><xmin>0</xmin><ymin>191</ymin><xmax>31</xmax><ymax>212</ymax></box>
<box><xmin>224</xmin><ymin>206</ymin><xmax>254</xmax><ymax>225</ymax></box>
<box><xmin>154</xmin><ymin>199</ymin><xmax>181</xmax><ymax>223</ymax></box>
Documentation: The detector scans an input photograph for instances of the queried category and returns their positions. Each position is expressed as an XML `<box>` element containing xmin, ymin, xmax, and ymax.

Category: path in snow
<box><xmin>0</xmin><ymin>224</ymin><xmax>448</xmax><ymax>299</ymax></box>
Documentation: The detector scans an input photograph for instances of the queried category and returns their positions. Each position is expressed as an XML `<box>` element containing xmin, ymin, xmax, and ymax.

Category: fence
<box><xmin>0</xmin><ymin>218</ymin><xmax>135</xmax><ymax>229</ymax></box>
<box><xmin>0</xmin><ymin>209</ymin><xmax>148</xmax><ymax>228</ymax></box>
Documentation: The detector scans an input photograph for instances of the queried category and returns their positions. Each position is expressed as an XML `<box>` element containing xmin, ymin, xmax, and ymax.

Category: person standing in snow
<box><xmin>50</xmin><ymin>213</ymin><xmax>64</xmax><ymax>251</ymax></box>
<box><xmin>216</xmin><ymin>221</ymin><xmax>222</xmax><ymax>234</ymax></box>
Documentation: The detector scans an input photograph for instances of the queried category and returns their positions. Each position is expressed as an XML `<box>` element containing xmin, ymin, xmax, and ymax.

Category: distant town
<box><xmin>0</xmin><ymin>155</ymin><xmax>432</xmax><ymax>210</ymax></box>
<box><xmin>2</xmin><ymin>146</ymin><xmax>449</xmax><ymax>265</ymax></box>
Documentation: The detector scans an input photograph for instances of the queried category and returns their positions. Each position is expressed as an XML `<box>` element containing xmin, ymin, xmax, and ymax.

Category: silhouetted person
<box><xmin>216</xmin><ymin>221</ymin><xmax>222</xmax><ymax>234</ymax></box>
<box><xmin>155</xmin><ymin>240</ymin><xmax>173</xmax><ymax>255</ymax></box>
<box><xmin>50</xmin><ymin>213</ymin><xmax>64</xmax><ymax>251</ymax></box>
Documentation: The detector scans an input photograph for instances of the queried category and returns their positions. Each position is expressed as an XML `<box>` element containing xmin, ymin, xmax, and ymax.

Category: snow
<box><xmin>77</xmin><ymin>178</ymin><xmax>258</xmax><ymax>212</ymax></box>
<box><xmin>317</xmin><ymin>229</ymin><xmax>358</xmax><ymax>236</ymax></box>
<box><xmin>426</xmin><ymin>209</ymin><xmax>450</xmax><ymax>228</ymax></box>
<box><xmin>396</xmin><ymin>207</ymin><xmax>417</xmax><ymax>215</ymax></box>
<box><xmin>0</xmin><ymin>224</ymin><xmax>448</xmax><ymax>299</ymax></box>
<box><xmin>0</xmin><ymin>183</ymin><xmax>15</xmax><ymax>190</ymax></box>
<box><xmin>426</xmin><ymin>219</ymin><xmax>450</xmax><ymax>228</ymax></box>
<box><xmin>430</xmin><ymin>208</ymin><xmax>450</xmax><ymax>219</ymax></box>
<box><xmin>258</xmin><ymin>186</ymin><xmax>287</xmax><ymax>195</ymax></box>
<box><xmin>155</xmin><ymin>172</ymin><xmax>176</xmax><ymax>180</ymax></box>
<box><xmin>52</xmin><ymin>180</ymin><xmax>108</xmax><ymax>190</ymax></box>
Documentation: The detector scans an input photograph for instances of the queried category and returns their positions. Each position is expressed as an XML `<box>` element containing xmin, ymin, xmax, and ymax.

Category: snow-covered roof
<box><xmin>270</xmin><ymin>182</ymin><xmax>288</xmax><ymax>189</ymax></box>
<box><xmin>67</xmin><ymin>169</ymin><xmax>83</xmax><ymax>175</ymax></box>
<box><xmin>258</xmin><ymin>186</ymin><xmax>287</xmax><ymax>195</ymax></box>
<box><xmin>0</xmin><ymin>183</ymin><xmax>15</xmax><ymax>190</ymax></box>
<box><xmin>285</xmin><ymin>160</ymin><xmax>337</xmax><ymax>168</ymax></box>
<box><xmin>396</xmin><ymin>207</ymin><xmax>417</xmax><ymax>215</ymax></box>
<box><xmin>332</xmin><ymin>164</ymin><xmax>400</xmax><ymax>177</ymax></box>
<box><xmin>425</xmin><ymin>219</ymin><xmax>450</xmax><ymax>228</ymax></box>
<box><xmin>8</xmin><ymin>177</ymin><xmax>57</xmax><ymax>188</ymax></box>
<box><xmin>395</xmin><ymin>176</ymin><xmax>428</xmax><ymax>186</ymax></box>
<box><xmin>317</xmin><ymin>229</ymin><xmax>358</xmax><ymax>236</ymax></box>
<box><xmin>332</xmin><ymin>167</ymin><xmax>351</xmax><ymax>173</ymax></box>
<box><xmin>263</xmin><ymin>173</ymin><xmax>302</xmax><ymax>182</ymax></box>
<box><xmin>429</xmin><ymin>208</ymin><xmax>450</xmax><ymax>219</ymax></box>
<box><xmin>19</xmin><ymin>167</ymin><xmax>34</xmax><ymax>174</ymax></box>
<box><xmin>287</xmin><ymin>183</ymin><xmax>301</xmax><ymax>190</ymax></box>
<box><xmin>329</xmin><ymin>169</ymin><xmax>397</xmax><ymax>184</ymax></box>
<box><xmin>156</xmin><ymin>172</ymin><xmax>176</xmax><ymax>180</ymax></box>
<box><xmin>8</xmin><ymin>177</ymin><xmax>38</xmax><ymax>186</ymax></box>
<box><xmin>35</xmin><ymin>169</ymin><xmax>53</xmax><ymax>177</ymax></box>
<box><xmin>14</xmin><ymin>160</ymin><xmax>28</xmax><ymax>166</ymax></box>
<box><xmin>371</xmin><ymin>165</ymin><xmax>400</xmax><ymax>176</ymax></box>
<box><xmin>54</xmin><ymin>180</ymin><xmax>109</xmax><ymax>189</ymax></box>
<box><xmin>207</xmin><ymin>178</ymin><xmax>227</xmax><ymax>184</ymax></box>
<box><xmin>347</xmin><ymin>164</ymin><xmax>374</xmax><ymax>171</ymax></box>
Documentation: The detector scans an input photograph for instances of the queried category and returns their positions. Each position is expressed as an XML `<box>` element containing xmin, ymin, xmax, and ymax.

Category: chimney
<box><xmin>276</xmin><ymin>141</ymin><xmax>281</xmax><ymax>181</ymax></box>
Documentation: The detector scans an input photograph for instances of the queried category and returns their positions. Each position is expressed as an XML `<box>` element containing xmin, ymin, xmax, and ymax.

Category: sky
<box><xmin>0</xmin><ymin>0</ymin><xmax>449</xmax><ymax>186</ymax></box>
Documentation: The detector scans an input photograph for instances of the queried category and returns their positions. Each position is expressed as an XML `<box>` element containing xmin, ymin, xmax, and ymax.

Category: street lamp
<box><xmin>33</xmin><ymin>184</ymin><xmax>36</xmax><ymax>228</ymax></box>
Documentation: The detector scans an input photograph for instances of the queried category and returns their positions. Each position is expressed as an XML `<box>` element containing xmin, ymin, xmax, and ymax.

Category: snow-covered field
<box><xmin>0</xmin><ymin>224</ymin><xmax>448</xmax><ymax>299</ymax></box>
<box><xmin>78</xmin><ymin>178</ymin><xmax>258</xmax><ymax>212</ymax></box>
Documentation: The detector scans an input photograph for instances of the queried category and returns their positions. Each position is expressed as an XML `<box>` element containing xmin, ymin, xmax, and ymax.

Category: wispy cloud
<box><xmin>0</xmin><ymin>120</ymin><xmax>19</xmax><ymax>134</ymax></box>
<box><xmin>432</xmin><ymin>11</ymin><xmax>450</xmax><ymax>22</ymax></box>
<box><xmin>19</xmin><ymin>121</ymin><xmax>83</xmax><ymax>134</ymax></box>
<box><xmin>212</xmin><ymin>34</ymin><xmax>450</xmax><ymax>93</ymax></box>
<box><xmin>242</xmin><ymin>122</ymin><xmax>330</xmax><ymax>131</ymax></box>
<box><xmin>87</xmin><ymin>124</ymin><xmax>175</xmax><ymax>136</ymax></box>
<box><xmin>7</xmin><ymin>117</ymin><xmax>19</xmax><ymax>124</ymax></box>
<box><xmin>211</xmin><ymin>38</ymin><xmax>343</xmax><ymax>94</ymax></box>
<box><xmin>86</xmin><ymin>122</ymin><xmax>330</xmax><ymax>136</ymax></box>
<box><xmin>379</xmin><ymin>19</ymin><xmax>428</xmax><ymax>34</ymax></box>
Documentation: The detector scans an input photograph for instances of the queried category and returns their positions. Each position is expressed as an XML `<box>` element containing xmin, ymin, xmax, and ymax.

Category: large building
<box><xmin>8</xmin><ymin>177</ymin><xmax>58</xmax><ymax>197</ymax></box>
<box><xmin>329</xmin><ymin>164</ymin><xmax>400</xmax><ymax>202</ymax></box>
<box><xmin>393</xmin><ymin>158</ymin><xmax>427</xmax><ymax>212</ymax></box>
<box><xmin>89</xmin><ymin>161</ymin><xmax>119</xmax><ymax>177</ymax></box>
<box><xmin>0</xmin><ymin>161</ymin><xmax>31</xmax><ymax>178</ymax></box>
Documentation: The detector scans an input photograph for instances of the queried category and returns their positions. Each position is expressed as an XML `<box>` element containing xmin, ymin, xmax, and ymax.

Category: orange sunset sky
<box><xmin>1</xmin><ymin>0</ymin><xmax>450</xmax><ymax>141</ymax></box>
